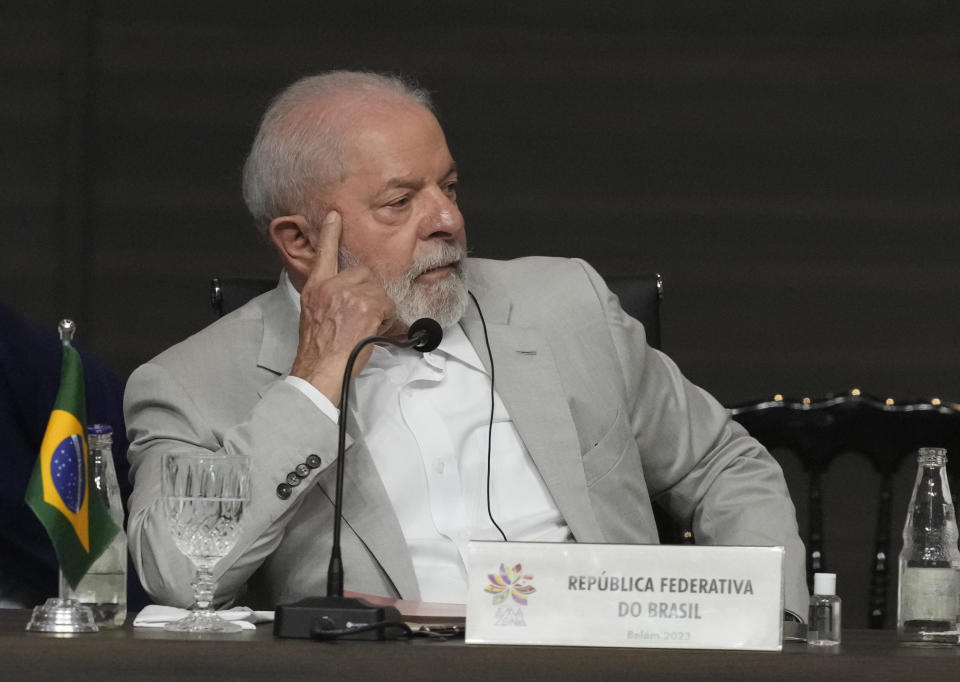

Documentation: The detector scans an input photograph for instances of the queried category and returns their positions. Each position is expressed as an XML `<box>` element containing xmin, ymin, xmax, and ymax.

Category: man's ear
<box><xmin>268</xmin><ymin>214</ymin><xmax>317</xmax><ymax>282</ymax></box>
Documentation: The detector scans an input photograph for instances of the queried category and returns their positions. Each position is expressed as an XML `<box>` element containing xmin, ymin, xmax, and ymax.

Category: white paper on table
<box><xmin>133</xmin><ymin>605</ymin><xmax>275</xmax><ymax>630</ymax></box>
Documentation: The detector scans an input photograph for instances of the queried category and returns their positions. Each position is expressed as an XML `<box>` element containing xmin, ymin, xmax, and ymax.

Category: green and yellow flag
<box><xmin>24</xmin><ymin>324</ymin><xmax>119</xmax><ymax>588</ymax></box>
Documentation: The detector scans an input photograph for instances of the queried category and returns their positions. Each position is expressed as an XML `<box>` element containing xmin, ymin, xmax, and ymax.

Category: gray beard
<box><xmin>338</xmin><ymin>242</ymin><xmax>470</xmax><ymax>329</ymax></box>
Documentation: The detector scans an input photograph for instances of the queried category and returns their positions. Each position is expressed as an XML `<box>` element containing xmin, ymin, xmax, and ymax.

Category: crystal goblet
<box><xmin>161</xmin><ymin>451</ymin><xmax>249</xmax><ymax>633</ymax></box>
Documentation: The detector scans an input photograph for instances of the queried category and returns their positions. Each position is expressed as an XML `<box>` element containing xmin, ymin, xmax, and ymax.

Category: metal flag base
<box><xmin>26</xmin><ymin>598</ymin><xmax>99</xmax><ymax>634</ymax></box>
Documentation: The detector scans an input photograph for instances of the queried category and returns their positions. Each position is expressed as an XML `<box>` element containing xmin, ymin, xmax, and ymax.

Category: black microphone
<box><xmin>407</xmin><ymin>317</ymin><xmax>443</xmax><ymax>353</ymax></box>
<box><xmin>274</xmin><ymin>319</ymin><xmax>444</xmax><ymax>641</ymax></box>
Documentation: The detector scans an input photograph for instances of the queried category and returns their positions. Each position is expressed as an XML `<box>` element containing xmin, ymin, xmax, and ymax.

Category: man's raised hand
<box><xmin>289</xmin><ymin>211</ymin><xmax>396</xmax><ymax>403</ymax></box>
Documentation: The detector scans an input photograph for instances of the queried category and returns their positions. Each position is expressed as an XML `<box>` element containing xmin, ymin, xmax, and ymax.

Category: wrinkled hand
<box><xmin>289</xmin><ymin>211</ymin><xmax>397</xmax><ymax>404</ymax></box>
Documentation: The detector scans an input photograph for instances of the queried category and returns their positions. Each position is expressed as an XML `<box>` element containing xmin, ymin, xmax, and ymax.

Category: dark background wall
<box><xmin>2</xmin><ymin>2</ymin><xmax>958</xmax><ymax>625</ymax></box>
<box><xmin>3</xmin><ymin>1</ymin><xmax>958</xmax><ymax>406</ymax></box>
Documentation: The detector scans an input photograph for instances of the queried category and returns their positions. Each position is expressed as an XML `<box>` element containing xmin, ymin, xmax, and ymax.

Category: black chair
<box><xmin>606</xmin><ymin>273</ymin><xmax>663</xmax><ymax>351</ymax></box>
<box><xmin>730</xmin><ymin>391</ymin><xmax>960</xmax><ymax>628</ymax></box>
<box><xmin>210</xmin><ymin>273</ymin><xmax>665</xmax><ymax>352</ymax></box>
<box><xmin>605</xmin><ymin>273</ymin><xmax>690</xmax><ymax>544</ymax></box>
<box><xmin>210</xmin><ymin>277</ymin><xmax>276</xmax><ymax>317</ymax></box>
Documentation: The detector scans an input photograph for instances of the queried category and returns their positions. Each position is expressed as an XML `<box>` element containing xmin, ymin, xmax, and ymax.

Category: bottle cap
<box><xmin>813</xmin><ymin>573</ymin><xmax>836</xmax><ymax>596</ymax></box>
<box><xmin>917</xmin><ymin>447</ymin><xmax>947</xmax><ymax>466</ymax></box>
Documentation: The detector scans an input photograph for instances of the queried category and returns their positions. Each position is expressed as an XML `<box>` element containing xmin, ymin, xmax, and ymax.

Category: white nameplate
<box><xmin>466</xmin><ymin>542</ymin><xmax>784</xmax><ymax>651</ymax></box>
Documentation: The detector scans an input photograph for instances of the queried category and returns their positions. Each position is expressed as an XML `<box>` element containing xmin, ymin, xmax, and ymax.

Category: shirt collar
<box><xmin>433</xmin><ymin>324</ymin><xmax>486</xmax><ymax>373</ymax></box>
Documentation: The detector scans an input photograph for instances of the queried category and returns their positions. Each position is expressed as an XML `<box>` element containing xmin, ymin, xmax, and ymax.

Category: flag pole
<box><xmin>25</xmin><ymin>320</ymin><xmax>99</xmax><ymax>633</ymax></box>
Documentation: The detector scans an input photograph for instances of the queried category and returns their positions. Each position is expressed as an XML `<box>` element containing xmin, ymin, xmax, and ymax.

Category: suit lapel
<box><xmin>462</xmin><ymin>277</ymin><xmax>603</xmax><ymax>542</ymax></box>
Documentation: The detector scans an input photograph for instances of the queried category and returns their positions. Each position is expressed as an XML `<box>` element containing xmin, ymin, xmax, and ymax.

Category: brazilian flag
<box><xmin>24</xmin><ymin>336</ymin><xmax>119</xmax><ymax>588</ymax></box>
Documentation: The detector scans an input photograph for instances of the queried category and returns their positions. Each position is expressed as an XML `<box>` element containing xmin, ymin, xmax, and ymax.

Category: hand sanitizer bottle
<box><xmin>807</xmin><ymin>573</ymin><xmax>841</xmax><ymax>648</ymax></box>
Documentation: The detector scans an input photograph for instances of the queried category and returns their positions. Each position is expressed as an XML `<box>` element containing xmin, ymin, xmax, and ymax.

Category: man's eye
<box><xmin>387</xmin><ymin>196</ymin><xmax>410</xmax><ymax>208</ymax></box>
<box><xmin>443</xmin><ymin>182</ymin><xmax>458</xmax><ymax>198</ymax></box>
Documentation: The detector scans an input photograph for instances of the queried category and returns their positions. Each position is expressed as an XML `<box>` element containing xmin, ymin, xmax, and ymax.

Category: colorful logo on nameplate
<box><xmin>484</xmin><ymin>563</ymin><xmax>536</xmax><ymax>605</ymax></box>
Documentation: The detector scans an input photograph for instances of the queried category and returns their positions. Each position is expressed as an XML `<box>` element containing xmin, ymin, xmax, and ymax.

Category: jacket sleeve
<box><xmin>578</xmin><ymin>259</ymin><xmax>809</xmax><ymax>619</ymax></box>
<box><xmin>124</xmin><ymin>361</ymin><xmax>339</xmax><ymax>608</ymax></box>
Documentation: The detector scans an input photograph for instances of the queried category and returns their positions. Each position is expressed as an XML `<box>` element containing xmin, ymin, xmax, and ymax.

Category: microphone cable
<box><xmin>469</xmin><ymin>291</ymin><xmax>507</xmax><ymax>542</ymax></box>
<box><xmin>311</xmin><ymin>619</ymin><xmax>412</xmax><ymax>641</ymax></box>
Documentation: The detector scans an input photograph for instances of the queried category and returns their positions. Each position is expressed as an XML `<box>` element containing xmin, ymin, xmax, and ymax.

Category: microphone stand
<box><xmin>274</xmin><ymin>319</ymin><xmax>442</xmax><ymax>640</ymax></box>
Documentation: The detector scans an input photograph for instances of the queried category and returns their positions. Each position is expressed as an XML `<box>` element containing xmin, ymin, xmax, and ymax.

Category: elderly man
<box><xmin>125</xmin><ymin>71</ymin><xmax>807</xmax><ymax>618</ymax></box>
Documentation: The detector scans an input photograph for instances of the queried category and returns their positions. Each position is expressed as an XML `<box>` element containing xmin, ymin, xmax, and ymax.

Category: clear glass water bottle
<box><xmin>896</xmin><ymin>447</ymin><xmax>960</xmax><ymax>646</ymax></box>
<box><xmin>59</xmin><ymin>424</ymin><xmax>128</xmax><ymax>627</ymax></box>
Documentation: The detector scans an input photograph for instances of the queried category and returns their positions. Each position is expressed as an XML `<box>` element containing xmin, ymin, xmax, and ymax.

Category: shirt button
<box><xmin>433</xmin><ymin>460</ymin><xmax>445</xmax><ymax>475</ymax></box>
<box><xmin>276</xmin><ymin>483</ymin><xmax>292</xmax><ymax>500</ymax></box>
<box><xmin>295</xmin><ymin>463</ymin><xmax>310</xmax><ymax>478</ymax></box>
<box><xmin>286</xmin><ymin>472</ymin><xmax>302</xmax><ymax>486</ymax></box>
<box><xmin>306</xmin><ymin>454</ymin><xmax>322</xmax><ymax>469</ymax></box>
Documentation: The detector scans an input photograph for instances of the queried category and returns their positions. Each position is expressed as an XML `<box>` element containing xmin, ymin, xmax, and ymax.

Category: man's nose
<box><xmin>420</xmin><ymin>189</ymin><xmax>464</xmax><ymax>239</ymax></box>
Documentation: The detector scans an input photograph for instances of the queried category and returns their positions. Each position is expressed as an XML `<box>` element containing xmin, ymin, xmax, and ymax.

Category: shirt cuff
<box><xmin>283</xmin><ymin>375</ymin><xmax>339</xmax><ymax>423</ymax></box>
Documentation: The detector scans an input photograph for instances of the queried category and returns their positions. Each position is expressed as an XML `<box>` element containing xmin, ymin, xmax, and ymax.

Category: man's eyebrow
<box><xmin>382</xmin><ymin>163</ymin><xmax>458</xmax><ymax>190</ymax></box>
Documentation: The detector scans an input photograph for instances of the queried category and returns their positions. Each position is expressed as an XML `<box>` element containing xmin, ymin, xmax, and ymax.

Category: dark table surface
<box><xmin>1</xmin><ymin>609</ymin><xmax>957</xmax><ymax>681</ymax></box>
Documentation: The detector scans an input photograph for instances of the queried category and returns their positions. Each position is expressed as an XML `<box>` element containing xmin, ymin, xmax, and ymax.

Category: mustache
<box><xmin>406</xmin><ymin>242</ymin><xmax>467</xmax><ymax>279</ymax></box>
<box><xmin>337</xmin><ymin>242</ymin><xmax>467</xmax><ymax>281</ymax></box>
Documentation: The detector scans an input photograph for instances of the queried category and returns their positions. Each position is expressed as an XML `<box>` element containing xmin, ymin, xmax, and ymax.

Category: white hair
<box><xmin>241</xmin><ymin>71</ymin><xmax>434</xmax><ymax>238</ymax></box>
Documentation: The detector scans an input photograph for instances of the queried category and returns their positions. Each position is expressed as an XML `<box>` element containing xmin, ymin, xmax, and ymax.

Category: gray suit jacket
<box><xmin>125</xmin><ymin>257</ymin><xmax>807</xmax><ymax>616</ymax></box>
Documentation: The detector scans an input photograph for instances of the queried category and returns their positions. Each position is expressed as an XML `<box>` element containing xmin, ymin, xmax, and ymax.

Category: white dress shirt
<box><xmin>280</xmin><ymin>273</ymin><xmax>571</xmax><ymax>602</ymax></box>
